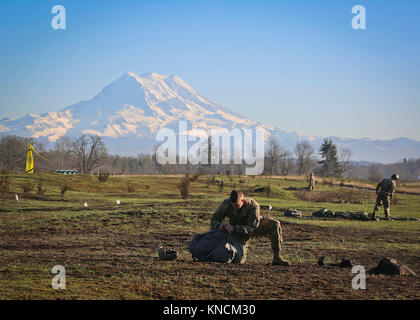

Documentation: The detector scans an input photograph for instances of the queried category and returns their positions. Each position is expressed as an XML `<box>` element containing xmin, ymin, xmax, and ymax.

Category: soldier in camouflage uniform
<box><xmin>211</xmin><ymin>190</ymin><xmax>290</xmax><ymax>266</ymax></box>
<box><xmin>308</xmin><ymin>172</ymin><xmax>315</xmax><ymax>191</ymax></box>
<box><xmin>372</xmin><ymin>174</ymin><xmax>399</xmax><ymax>221</ymax></box>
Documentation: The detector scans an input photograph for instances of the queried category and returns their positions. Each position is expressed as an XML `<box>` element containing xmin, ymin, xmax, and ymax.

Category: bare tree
<box><xmin>338</xmin><ymin>148</ymin><xmax>353</xmax><ymax>177</ymax></box>
<box><xmin>47</xmin><ymin>136</ymin><xmax>75</xmax><ymax>171</ymax></box>
<box><xmin>294</xmin><ymin>140</ymin><xmax>315</xmax><ymax>175</ymax></box>
<box><xmin>265</xmin><ymin>136</ymin><xmax>287</xmax><ymax>175</ymax></box>
<box><xmin>70</xmin><ymin>135</ymin><xmax>106</xmax><ymax>174</ymax></box>
<box><xmin>199</xmin><ymin>135</ymin><xmax>214</xmax><ymax>174</ymax></box>
<box><xmin>368</xmin><ymin>164</ymin><xmax>382</xmax><ymax>182</ymax></box>
<box><xmin>0</xmin><ymin>135</ymin><xmax>34</xmax><ymax>172</ymax></box>
<box><xmin>279</xmin><ymin>150</ymin><xmax>294</xmax><ymax>175</ymax></box>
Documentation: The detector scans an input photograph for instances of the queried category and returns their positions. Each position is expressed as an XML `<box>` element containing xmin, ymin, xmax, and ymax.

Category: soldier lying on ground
<box><xmin>372</xmin><ymin>174</ymin><xmax>399</xmax><ymax>221</ymax></box>
<box><xmin>210</xmin><ymin>190</ymin><xmax>290</xmax><ymax>266</ymax></box>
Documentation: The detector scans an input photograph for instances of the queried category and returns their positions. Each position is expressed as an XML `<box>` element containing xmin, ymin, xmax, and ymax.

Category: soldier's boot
<box><xmin>272</xmin><ymin>251</ymin><xmax>291</xmax><ymax>266</ymax></box>
<box><xmin>371</xmin><ymin>209</ymin><xmax>379</xmax><ymax>221</ymax></box>
<box><xmin>256</xmin><ymin>218</ymin><xmax>290</xmax><ymax>266</ymax></box>
<box><xmin>385</xmin><ymin>209</ymin><xmax>392</xmax><ymax>221</ymax></box>
<box><xmin>238</xmin><ymin>245</ymin><xmax>248</xmax><ymax>264</ymax></box>
<box><xmin>271</xmin><ymin>224</ymin><xmax>290</xmax><ymax>266</ymax></box>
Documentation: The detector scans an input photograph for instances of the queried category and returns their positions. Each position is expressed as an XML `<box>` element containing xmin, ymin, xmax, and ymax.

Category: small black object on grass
<box><xmin>339</xmin><ymin>258</ymin><xmax>352</xmax><ymax>268</ymax></box>
<box><xmin>158</xmin><ymin>246</ymin><xmax>178</xmax><ymax>261</ymax></box>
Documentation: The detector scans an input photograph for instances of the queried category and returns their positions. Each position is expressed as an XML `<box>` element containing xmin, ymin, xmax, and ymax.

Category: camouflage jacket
<box><xmin>376</xmin><ymin>179</ymin><xmax>396</xmax><ymax>198</ymax></box>
<box><xmin>210</xmin><ymin>197</ymin><xmax>261</xmax><ymax>244</ymax></box>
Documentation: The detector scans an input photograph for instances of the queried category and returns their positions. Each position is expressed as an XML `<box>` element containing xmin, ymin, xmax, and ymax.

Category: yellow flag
<box><xmin>25</xmin><ymin>144</ymin><xmax>47</xmax><ymax>174</ymax></box>
<box><xmin>26</xmin><ymin>145</ymin><xmax>34</xmax><ymax>174</ymax></box>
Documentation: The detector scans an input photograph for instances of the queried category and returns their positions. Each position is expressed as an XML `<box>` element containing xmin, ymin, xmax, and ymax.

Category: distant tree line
<box><xmin>1</xmin><ymin>134</ymin><xmax>419</xmax><ymax>181</ymax></box>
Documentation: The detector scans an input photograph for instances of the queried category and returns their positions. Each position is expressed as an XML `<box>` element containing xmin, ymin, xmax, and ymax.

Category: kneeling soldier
<box><xmin>211</xmin><ymin>190</ymin><xmax>290</xmax><ymax>266</ymax></box>
<box><xmin>372</xmin><ymin>174</ymin><xmax>399</xmax><ymax>221</ymax></box>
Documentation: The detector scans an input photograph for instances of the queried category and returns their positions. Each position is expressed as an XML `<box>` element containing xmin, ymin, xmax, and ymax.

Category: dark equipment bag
<box><xmin>188</xmin><ymin>230</ymin><xmax>244</xmax><ymax>263</ymax></box>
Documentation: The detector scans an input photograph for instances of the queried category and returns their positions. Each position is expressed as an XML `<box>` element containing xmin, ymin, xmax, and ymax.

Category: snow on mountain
<box><xmin>1</xmin><ymin>72</ymin><xmax>419</xmax><ymax>163</ymax></box>
<box><xmin>61</xmin><ymin>72</ymin><xmax>265</xmax><ymax>139</ymax></box>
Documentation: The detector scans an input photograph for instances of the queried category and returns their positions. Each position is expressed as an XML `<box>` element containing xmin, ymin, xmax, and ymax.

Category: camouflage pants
<box><xmin>308</xmin><ymin>182</ymin><xmax>314</xmax><ymax>191</ymax></box>
<box><xmin>374</xmin><ymin>191</ymin><xmax>391</xmax><ymax>217</ymax></box>
<box><xmin>239</xmin><ymin>218</ymin><xmax>283</xmax><ymax>264</ymax></box>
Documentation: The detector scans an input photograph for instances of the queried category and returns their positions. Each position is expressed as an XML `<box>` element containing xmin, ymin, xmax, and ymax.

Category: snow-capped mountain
<box><xmin>1</xmin><ymin>72</ymin><xmax>419</xmax><ymax>163</ymax></box>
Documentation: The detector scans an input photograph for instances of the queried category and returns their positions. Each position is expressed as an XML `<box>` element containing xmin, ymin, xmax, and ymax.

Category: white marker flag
<box><xmin>15</xmin><ymin>194</ymin><xmax>23</xmax><ymax>219</ymax></box>
<box><xmin>116</xmin><ymin>200</ymin><xmax>120</xmax><ymax>205</ymax></box>
<box><xmin>84</xmin><ymin>202</ymin><xmax>88</xmax><ymax>208</ymax></box>
<box><xmin>269</xmin><ymin>205</ymin><xmax>272</xmax><ymax>211</ymax></box>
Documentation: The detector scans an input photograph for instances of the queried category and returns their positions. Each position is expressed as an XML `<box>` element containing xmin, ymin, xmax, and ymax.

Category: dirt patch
<box><xmin>296</xmin><ymin>189</ymin><xmax>373</xmax><ymax>204</ymax></box>
<box><xmin>0</xmin><ymin>218</ymin><xmax>418</xmax><ymax>299</ymax></box>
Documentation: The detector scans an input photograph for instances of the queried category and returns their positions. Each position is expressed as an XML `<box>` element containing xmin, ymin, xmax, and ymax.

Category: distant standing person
<box><xmin>372</xmin><ymin>174</ymin><xmax>399</xmax><ymax>221</ymax></box>
<box><xmin>308</xmin><ymin>172</ymin><xmax>315</xmax><ymax>191</ymax></box>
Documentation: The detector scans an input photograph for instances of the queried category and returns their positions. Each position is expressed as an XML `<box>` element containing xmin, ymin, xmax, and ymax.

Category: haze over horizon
<box><xmin>1</xmin><ymin>0</ymin><xmax>419</xmax><ymax>141</ymax></box>
<box><xmin>2</xmin><ymin>70</ymin><xmax>420</xmax><ymax>164</ymax></box>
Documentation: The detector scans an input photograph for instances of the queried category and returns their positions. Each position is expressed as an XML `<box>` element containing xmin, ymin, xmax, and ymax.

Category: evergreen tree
<box><xmin>318</xmin><ymin>138</ymin><xmax>340</xmax><ymax>177</ymax></box>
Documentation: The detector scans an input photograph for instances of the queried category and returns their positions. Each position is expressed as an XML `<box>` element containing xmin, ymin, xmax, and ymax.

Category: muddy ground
<box><xmin>1</xmin><ymin>218</ymin><xmax>418</xmax><ymax>300</ymax></box>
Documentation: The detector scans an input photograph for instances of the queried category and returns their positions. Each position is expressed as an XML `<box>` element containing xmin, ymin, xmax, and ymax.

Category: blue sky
<box><xmin>0</xmin><ymin>0</ymin><xmax>419</xmax><ymax>140</ymax></box>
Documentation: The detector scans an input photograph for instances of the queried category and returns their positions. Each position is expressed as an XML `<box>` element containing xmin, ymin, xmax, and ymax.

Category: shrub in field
<box><xmin>21</xmin><ymin>180</ymin><xmax>34</xmax><ymax>194</ymax></box>
<box><xmin>178</xmin><ymin>174</ymin><xmax>191</xmax><ymax>200</ymax></box>
<box><xmin>265</xmin><ymin>184</ymin><xmax>271</xmax><ymax>198</ymax></box>
<box><xmin>0</xmin><ymin>175</ymin><xmax>10</xmax><ymax>193</ymax></box>
<box><xmin>37</xmin><ymin>181</ymin><xmax>46</xmax><ymax>195</ymax></box>
<box><xmin>98</xmin><ymin>170</ymin><xmax>110</xmax><ymax>182</ymax></box>
<box><xmin>219</xmin><ymin>180</ymin><xmax>224</xmax><ymax>192</ymax></box>
<box><xmin>127</xmin><ymin>183</ymin><xmax>135</xmax><ymax>193</ymax></box>
<box><xmin>60</xmin><ymin>183</ymin><xmax>69</xmax><ymax>199</ymax></box>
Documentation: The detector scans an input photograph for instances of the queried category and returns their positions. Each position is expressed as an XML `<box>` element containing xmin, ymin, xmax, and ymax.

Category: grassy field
<box><xmin>0</xmin><ymin>173</ymin><xmax>419</xmax><ymax>299</ymax></box>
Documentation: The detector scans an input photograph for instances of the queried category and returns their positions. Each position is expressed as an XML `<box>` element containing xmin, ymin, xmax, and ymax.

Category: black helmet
<box><xmin>391</xmin><ymin>174</ymin><xmax>399</xmax><ymax>180</ymax></box>
<box><xmin>158</xmin><ymin>246</ymin><xmax>178</xmax><ymax>261</ymax></box>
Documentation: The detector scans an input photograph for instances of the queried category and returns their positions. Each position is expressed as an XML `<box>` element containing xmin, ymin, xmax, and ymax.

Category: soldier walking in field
<box><xmin>210</xmin><ymin>190</ymin><xmax>291</xmax><ymax>266</ymax></box>
<box><xmin>308</xmin><ymin>172</ymin><xmax>315</xmax><ymax>191</ymax></box>
<box><xmin>372</xmin><ymin>174</ymin><xmax>399</xmax><ymax>221</ymax></box>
